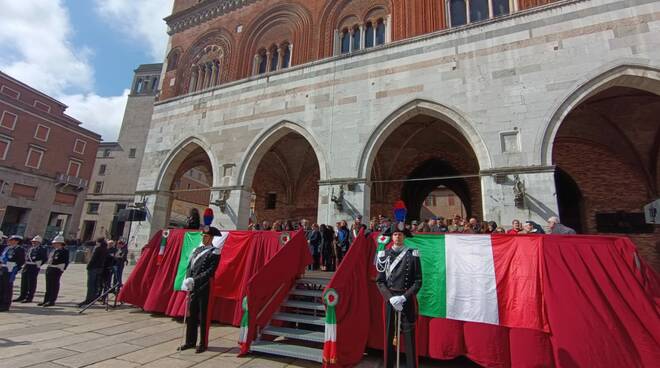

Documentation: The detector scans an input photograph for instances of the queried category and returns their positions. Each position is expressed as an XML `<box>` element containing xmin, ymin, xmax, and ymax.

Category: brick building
<box><xmin>79</xmin><ymin>64</ymin><xmax>161</xmax><ymax>243</ymax></box>
<box><xmin>134</xmin><ymin>0</ymin><xmax>659</xmax><ymax>269</ymax></box>
<box><xmin>0</xmin><ymin>71</ymin><xmax>101</xmax><ymax>240</ymax></box>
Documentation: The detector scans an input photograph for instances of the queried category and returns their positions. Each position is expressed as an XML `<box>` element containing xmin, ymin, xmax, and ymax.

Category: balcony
<box><xmin>55</xmin><ymin>173</ymin><xmax>88</xmax><ymax>191</ymax></box>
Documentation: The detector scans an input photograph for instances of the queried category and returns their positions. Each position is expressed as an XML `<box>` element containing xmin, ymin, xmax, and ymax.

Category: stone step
<box><xmin>296</xmin><ymin>277</ymin><xmax>329</xmax><ymax>286</ymax></box>
<box><xmin>289</xmin><ymin>288</ymin><xmax>323</xmax><ymax>298</ymax></box>
<box><xmin>272</xmin><ymin>312</ymin><xmax>325</xmax><ymax>326</ymax></box>
<box><xmin>282</xmin><ymin>300</ymin><xmax>325</xmax><ymax>311</ymax></box>
<box><xmin>251</xmin><ymin>340</ymin><xmax>323</xmax><ymax>363</ymax></box>
<box><xmin>261</xmin><ymin>326</ymin><xmax>325</xmax><ymax>343</ymax></box>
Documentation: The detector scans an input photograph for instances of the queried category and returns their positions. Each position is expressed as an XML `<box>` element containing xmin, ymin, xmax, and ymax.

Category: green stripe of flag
<box><xmin>404</xmin><ymin>234</ymin><xmax>446</xmax><ymax>318</ymax></box>
<box><xmin>173</xmin><ymin>232</ymin><xmax>202</xmax><ymax>291</ymax></box>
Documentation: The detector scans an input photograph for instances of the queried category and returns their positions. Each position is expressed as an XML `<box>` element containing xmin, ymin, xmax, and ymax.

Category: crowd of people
<box><xmin>240</xmin><ymin>214</ymin><xmax>576</xmax><ymax>271</ymax></box>
<box><xmin>0</xmin><ymin>231</ymin><xmax>128</xmax><ymax>312</ymax></box>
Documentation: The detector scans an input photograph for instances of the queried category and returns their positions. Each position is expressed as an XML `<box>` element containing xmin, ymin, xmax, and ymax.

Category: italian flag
<box><xmin>238</xmin><ymin>296</ymin><xmax>249</xmax><ymax>354</ymax></box>
<box><xmin>322</xmin><ymin>289</ymin><xmax>339</xmax><ymax>364</ymax></box>
<box><xmin>407</xmin><ymin>234</ymin><xmax>548</xmax><ymax>332</ymax></box>
<box><xmin>173</xmin><ymin>232</ymin><xmax>202</xmax><ymax>291</ymax></box>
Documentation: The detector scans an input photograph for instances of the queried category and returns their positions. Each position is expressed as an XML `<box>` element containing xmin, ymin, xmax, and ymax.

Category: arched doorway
<box><xmin>249</xmin><ymin>132</ymin><xmax>321</xmax><ymax>225</ymax></box>
<box><xmin>552</xmin><ymin>84</ymin><xmax>660</xmax><ymax>269</ymax></box>
<box><xmin>369</xmin><ymin>114</ymin><xmax>481</xmax><ymax>222</ymax></box>
<box><xmin>161</xmin><ymin>143</ymin><xmax>214</xmax><ymax>228</ymax></box>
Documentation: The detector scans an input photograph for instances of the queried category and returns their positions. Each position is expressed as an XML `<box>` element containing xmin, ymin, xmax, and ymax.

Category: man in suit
<box><xmin>180</xmin><ymin>226</ymin><xmax>222</xmax><ymax>353</ymax></box>
<box><xmin>15</xmin><ymin>235</ymin><xmax>48</xmax><ymax>303</ymax></box>
<box><xmin>376</xmin><ymin>227</ymin><xmax>423</xmax><ymax>368</ymax></box>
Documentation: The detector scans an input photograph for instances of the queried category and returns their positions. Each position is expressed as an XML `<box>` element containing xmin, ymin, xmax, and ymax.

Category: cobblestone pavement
<box><xmin>0</xmin><ymin>264</ymin><xmax>477</xmax><ymax>368</ymax></box>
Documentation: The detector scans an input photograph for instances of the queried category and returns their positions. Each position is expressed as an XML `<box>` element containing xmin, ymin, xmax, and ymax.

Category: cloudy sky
<box><xmin>0</xmin><ymin>0</ymin><xmax>173</xmax><ymax>141</ymax></box>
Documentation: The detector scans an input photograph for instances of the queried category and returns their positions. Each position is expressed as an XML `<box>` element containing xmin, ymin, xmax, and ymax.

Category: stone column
<box><xmin>333</xmin><ymin>29</ymin><xmax>340</xmax><ymax>55</ymax></box>
<box><xmin>288</xmin><ymin>44</ymin><xmax>293</xmax><ymax>66</ymax></box>
<box><xmin>209</xmin><ymin>62</ymin><xmax>218</xmax><ymax>87</ymax></box>
<box><xmin>480</xmin><ymin>168</ymin><xmax>559</xmax><ymax>230</ymax></box>
<box><xmin>386</xmin><ymin>14</ymin><xmax>393</xmax><ymax>43</ymax></box>
<box><xmin>131</xmin><ymin>191</ymin><xmax>172</xmax><ymax>260</ymax></box>
<box><xmin>317</xmin><ymin>181</ymin><xmax>370</xmax><ymax>226</ymax></box>
<box><xmin>210</xmin><ymin>188</ymin><xmax>253</xmax><ymax>230</ymax></box>
<box><xmin>188</xmin><ymin>69</ymin><xmax>197</xmax><ymax>93</ymax></box>
<box><xmin>276</xmin><ymin>47</ymin><xmax>283</xmax><ymax>70</ymax></box>
<box><xmin>253</xmin><ymin>54</ymin><xmax>260</xmax><ymax>75</ymax></box>
<box><xmin>265</xmin><ymin>51</ymin><xmax>272</xmax><ymax>73</ymax></box>
<box><xmin>349</xmin><ymin>29</ymin><xmax>355</xmax><ymax>52</ymax></box>
<box><xmin>359</xmin><ymin>24</ymin><xmax>366</xmax><ymax>49</ymax></box>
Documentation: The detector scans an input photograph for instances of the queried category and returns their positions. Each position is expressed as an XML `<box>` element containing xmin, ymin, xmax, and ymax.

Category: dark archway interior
<box><xmin>555</xmin><ymin>168</ymin><xmax>583</xmax><ymax>233</ymax></box>
<box><xmin>168</xmin><ymin>146</ymin><xmax>213</xmax><ymax>227</ymax></box>
<box><xmin>370</xmin><ymin>114</ymin><xmax>481</xmax><ymax>220</ymax></box>
<box><xmin>402</xmin><ymin>159</ymin><xmax>472</xmax><ymax>221</ymax></box>
<box><xmin>251</xmin><ymin>132</ymin><xmax>320</xmax><ymax>223</ymax></box>
<box><xmin>553</xmin><ymin>85</ymin><xmax>660</xmax><ymax>270</ymax></box>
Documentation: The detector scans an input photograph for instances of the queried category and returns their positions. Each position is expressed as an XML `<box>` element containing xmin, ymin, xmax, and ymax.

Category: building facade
<box><xmin>79</xmin><ymin>64</ymin><xmax>162</xmax><ymax>242</ymax></box>
<box><xmin>135</xmin><ymin>0</ymin><xmax>660</xmax><ymax>269</ymax></box>
<box><xmin>0</xmin><ymin>72</ymin><xmax>101</xmax><ymax>240</ymax></box>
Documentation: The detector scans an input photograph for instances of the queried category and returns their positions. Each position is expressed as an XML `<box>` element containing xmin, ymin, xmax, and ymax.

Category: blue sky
<box><xmin>0</xmin><ymin>0</ymin><xmax>172</xmax><ymax>141</ymax></box>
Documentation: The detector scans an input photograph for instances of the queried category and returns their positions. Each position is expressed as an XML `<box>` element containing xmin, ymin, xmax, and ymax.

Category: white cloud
<box><xmin>59</xmin><ymin>91</ymin><xmax>129</xmax><ymax>142</ymax></box>
<box><xmin>94</xmin><ymin>0</ymin><xmax>172</xmax><ymax>60</ymax></box>
<box><xmin>0</xmin><ymin>0</ymin><xmax>94</xmax><ymax>95</ymax></box>
<box><xmin>0</xmin><ymin>0</ymin><xmax>132</xmax><ymax>141</ymax></box>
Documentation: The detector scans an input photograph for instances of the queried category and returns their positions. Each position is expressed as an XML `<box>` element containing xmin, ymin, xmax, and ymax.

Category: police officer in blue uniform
<box><xmin>39</xmin><ymin>234</ymin><xmax>69</xmax><ymax>307</ymax></box>
<box><xmin>15</xmin><ymin>235</ymin><xmax>48</xmax><ymax>303</ymax></box>
<box><xmin>376</xmin><ymin>226</ymin><xmax>422</xmax><ymax>368</ymax></box>
<box><xmin>0</xmin><ymin>235</ymin><xmax>26</xmax><ymax>311</ymax></box>
<box><xmin>179</xmin><ymin>226</ymin><xmax>222</xmax><ymax>353</ymax></box>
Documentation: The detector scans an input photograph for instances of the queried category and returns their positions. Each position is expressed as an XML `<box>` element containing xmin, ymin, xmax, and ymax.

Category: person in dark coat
<box><xmin>186</xmin><ymin>208</ymin><xmax>201</xmax><ymax>229</ymax></box>
<box><xmin>39</xmin><ymin>234</ymin><xmax>69</xmax><ymax>307</ymax></box>
<box><xmin>307</xmin><ymin>223</ymin><xmax>321</xmax><ymax>270</ymax></box>
<box><xmin>180</xmin><ymin>226</ymin><xmax>222</xmax><ymax>353</ymax></box>
<box><xmin>336</xmin><ymin>221</ymin><xmax>350</xmax><ymax>265</ymax></box>
<box><xmin>376</xmin><ymin>227</ymin><xmax>423</xmax><ymax>368</ymax></box>
<box><xmin>14</xmin><ymin>235</ymin><xmax>48</xmax><ymax>303</ymax></box>
<box><xmin>113</xmin><ymin>240</ymin><xmax>128</xmax><ymax>288</ymax></box>
<box><xmin>0</xmin><ymin>235</ymin><xmax>26</xmax><ymax>311</ymax></box>
<box><xmin>78</xmin><ymin>238</ymin><xmax>107</xmax><ymax>307</ymax></box>
<box><xmin>320</xmin><ymin>224</ymin><xmax>335</xmax><ymax>271</ymax></box>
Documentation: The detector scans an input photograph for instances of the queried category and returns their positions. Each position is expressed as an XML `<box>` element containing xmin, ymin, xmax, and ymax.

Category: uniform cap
<box><xmin>52</xmin><ymin>234</ymin><xmax>65</xmax><ymax>244</ymax></box>
<box><xmin>202</xmin><ymin>226</ymin><xmax>222</xmax><ymax>237</ymax></box>
<box><xmin>32</xmin><ymin>235</ymin><xmax>43</xmax><ymax>243</ymax></box>
<box><xmin>9</xmin><ymin>235</ymin><xmax>23</xmax><ymax>241</ymax></box>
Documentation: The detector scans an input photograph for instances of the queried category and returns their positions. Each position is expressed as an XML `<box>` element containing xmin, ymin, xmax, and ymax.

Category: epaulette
<box><xmin>377</xmin><ymin>250</ymin><xmax>386</xmax><ymax>258</ymax></box>
<box><xmin>411</xmin><ymin>249</ymin><xmax>420</xmax><ymax>257</ymax></box>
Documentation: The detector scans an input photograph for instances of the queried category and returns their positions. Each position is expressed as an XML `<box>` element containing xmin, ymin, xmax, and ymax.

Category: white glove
<box><xmin>389</xmin><ymin>295</ymin><xmax>406</xmax><ymax>311</ymax></box>
<box><xmin>182</xmin><ymin>277</ymin><xmax>194</xmax><ymax>291</ymax></box>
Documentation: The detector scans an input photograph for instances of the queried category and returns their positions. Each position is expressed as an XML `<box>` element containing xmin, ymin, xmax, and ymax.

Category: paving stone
<box><xmin>64</xmin><ymin>331</ymin><xmax>141</xmax><ymax>352</ymax></box>
<box><xmin>53</xmin><ymin>342</ymin><xmax>143</xmax><ymax>367</ymax></box>
<box><xmin>83</xmin><ymin>359</ymin><xmax>140</xmax><ymax>368</ymax></box>
<box><xmin>1</xmin><ymin>348</ymin><xmax>77</xmax><ymax>368</ymax></box>
<box><xmin>140</xmin><ymin>357</ymin><xmax>196</xmax><ymax>368</ymax></box>
<box><xmin>98</xmin><ymin>318</ymin><xmax>165</xmax><ymax>335</ymax></box>
<box><xmin>119</xmin><ymin>339</ymin><xmax>183</xmax><ymax>364</ymax></box>
<box><xmin>188</xmin><ymin>354</ymin><xmax>246</xmax><ymax>368</ymax></box>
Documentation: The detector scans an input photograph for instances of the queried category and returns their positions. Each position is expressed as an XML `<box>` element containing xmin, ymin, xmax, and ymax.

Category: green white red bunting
<box><xmin>157</xmin><ymin>229</ymin><xmax>169</xmax><ymax>265</ymax></box>
<box><xmin>323</xmin><ymin>288</ymin><xmax>338</xmax><ymax>364</ymax></box>
<box><xmin>238</xmin><ymin>296</ymin><xmax>249</xmax><ymax>353</ymax></box>
<box><xmin>279</xmin><ymin>232</ymin><xmax>291</xmax><ymax>246</ymax></box>
<box><xmin>376</xmin><ymin>234</ymin><xmax>390</xmax><ymax>252</ymax></box>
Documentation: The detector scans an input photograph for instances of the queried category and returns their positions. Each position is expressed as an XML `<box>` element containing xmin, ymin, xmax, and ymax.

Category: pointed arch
<box><xmin>539</xmin><ymin>63</ymin><xmax>660</xmax><ymax>166</ymax></box>
<box><xmin>237</xmin><ymin>121</ymin><xmax>327</xmax><ymax>189</ymax></box>
<box><xmin>155</xmin><ymin>136</ymin><xmax>218</xmax><ymax>192</ymax></box>
<box><xmin>358</xmin><ymin>99</ymin><xmax>491</xmax><ymax>179</ymax></box>
<box><xmin>177</xmin><ymin>28</ymin><xmax>235</xmax><ymax>95</ymax></box>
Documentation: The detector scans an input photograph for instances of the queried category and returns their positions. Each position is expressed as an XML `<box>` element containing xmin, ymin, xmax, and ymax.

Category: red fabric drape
<box><xmin>119</xmin><ymin>229</ymin><xmax>287</xmax><ymax>326</ymax></box>
<box><xmin>325</xmin><ymin>233</ymin><xmax>660</xmax><ymax>368</ymax></box>
<box><xmin>117</xmin><ymin>230</ymin><xmax>162</xmax><ymax>306</ymax></box>
<box><xmin>243</xmin><ymin>231</ymin><xmax>312</xmax><ymax>353</ymax></box>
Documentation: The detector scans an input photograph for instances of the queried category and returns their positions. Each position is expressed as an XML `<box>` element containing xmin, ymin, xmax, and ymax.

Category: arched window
<box><xmin>281</xmin><ymin>43</ymin><xmax>291</xmax><ymax>69</ymax></box>
<box><xmin>151</xmin><ymin>77</ymin><xmax>159</xmax><ymax>91</ymax></box>
<box><xmin>341</xmin><ymin>29</ymin><xmax>351</xmax><ymax>54</ymax></box>
<box><xmin>375</xmin><ymin>19</ymin><xmax>386</xmax><ymax>46</ymax></box>
<box><xmin>365</xmin><ymin>22</ymin><xmax>374</xmax><ymax>48</ymax></box>
<box><xmin>449</xmin><ymin>0</ymin><xmax>511</xmax><ymax>27</ymax></box>
<box><xmin>450</xmin><ymin>0</ymin><xmax>468</xmax><ymax>27</ymax></box>
<box><xmin>352</xmin><ymin>25</ymin><xmax>361</xmax><ymax>51</ymax></box>
<box><xmin>258</xmin><ymin>49</ymin><xmax>267</xmax><ymax>74</ymax></box>
<box><xmin>470</xmin><ymin>0</ymin><xmax>489</xmax><ymax>22</ymax></box>
<box><xmin>167</xmin><ymin>51</ymin><xmax>179</xmax><ymax>71</ymax></box>
<box><xmin>270</xmin><ymin>45</ymin><xmax>279</xmax><ymax>72</ymax></box>
<box><xmin>188</xmin><ymin>68</ymin><xmax>198</xmax><ymax>93</ymax></box>
<box><xmin>135</xmin><ymin>78</ymin><xmax>143</xmax><ymax>94</ymax></box>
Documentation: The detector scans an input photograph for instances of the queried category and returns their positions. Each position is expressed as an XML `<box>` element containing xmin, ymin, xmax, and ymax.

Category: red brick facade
<box><xmin>161</xmin><ymin>0</ymin><xmax>558</xmax><ymax>100</ymax></box>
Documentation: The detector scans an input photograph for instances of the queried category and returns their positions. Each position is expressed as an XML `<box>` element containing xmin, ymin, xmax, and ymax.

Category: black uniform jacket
<box><xmin>186</xmin><ymin>245</ymin><xmax>220</xmax><ymax>294</ymax></box>
<box><xmin>376</xmin><ymin>247</ymin><xmax>423</xmax><ymax>301</ymax></box>
<box><xmin>48</xmin><ymin>249</ymin><xmax>70</xmax><ymax>270</ymax></box>
<box><xmin>26</xmin><ymin>245</ymin><xmax>48</xmax><ymax>267</ymax></box>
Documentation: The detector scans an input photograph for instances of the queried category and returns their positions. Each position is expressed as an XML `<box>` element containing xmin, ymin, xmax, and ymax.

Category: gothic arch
<box><xmin>237</xmin><ymin>121</ymin><xmax>327</xmax><ymax>189</ymax></box>
<box><xmin>358</xmin><ymin>99</ymin><xmax>491</xmax><ymax>179</ymax></box>
<box><xmin>317</xmin><ymin>0</ymin><xmax>391</xmax><ymax>57</ymax></box>
<box><xmin>177</xmin><ymin>28</ymin><xmax>235</xmax><ymax>95</ymax></box>
<box><xmin>155</xmin><ymin>136</ymin><xmax>219</xmax><ymax>192</ymax></box>
<box><xmin>237</xmin><ymin>2</ymin><xmax>313</xmax><ymax>78</ymax></box>
<box><xmin>539</xmin><ymin>63</ymin><xmax>660</xmax><ymax>166</ymax></box>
